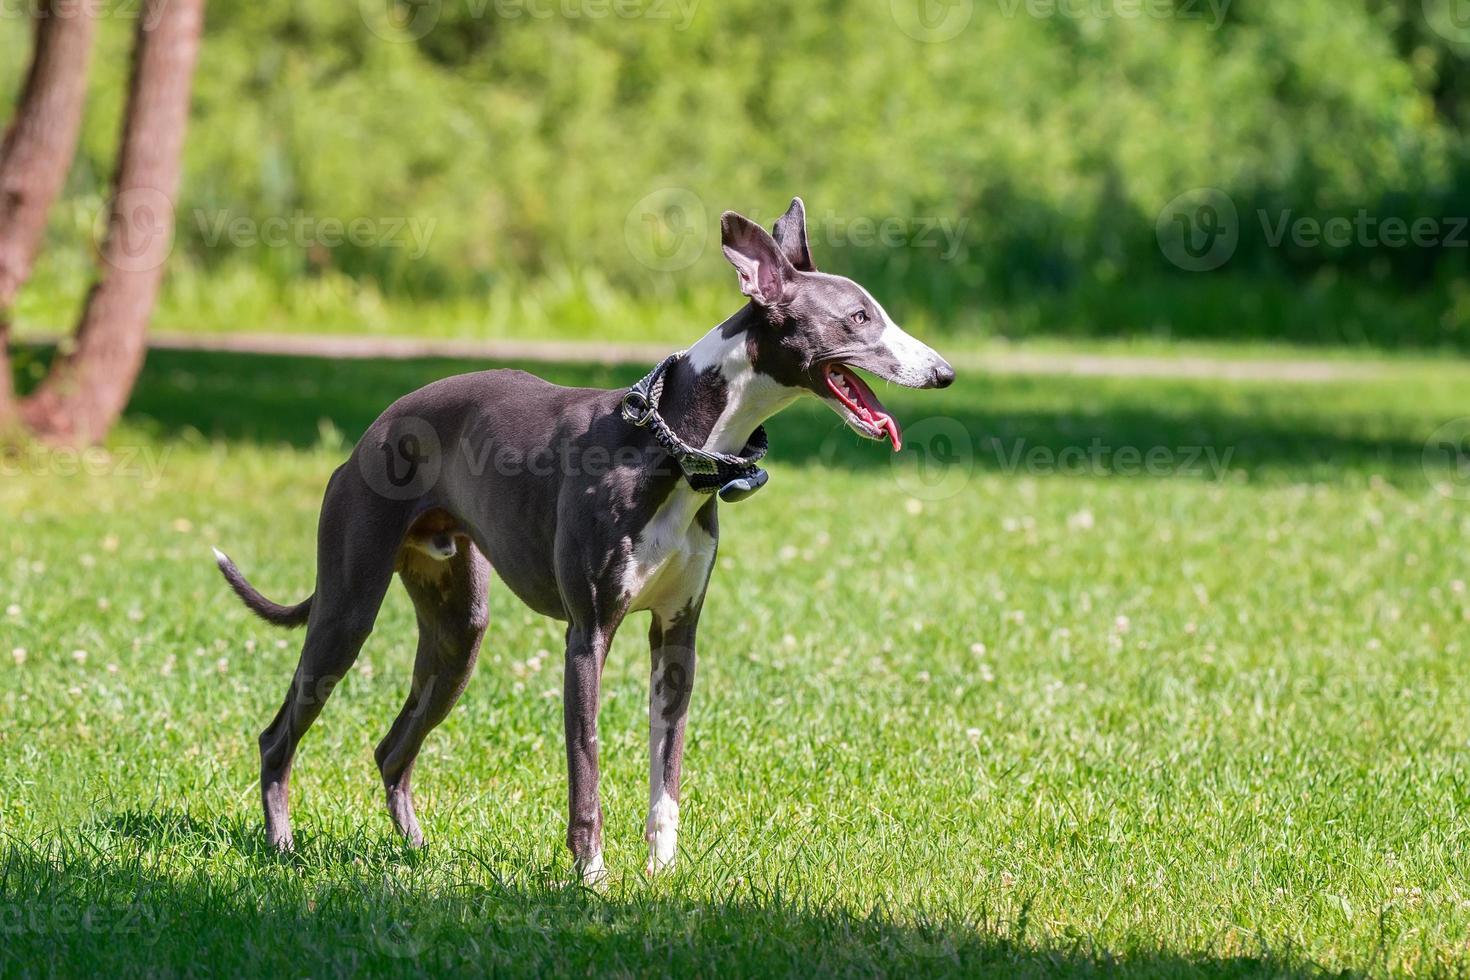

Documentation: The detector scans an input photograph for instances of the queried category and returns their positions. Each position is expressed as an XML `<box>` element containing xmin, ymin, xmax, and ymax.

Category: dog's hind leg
<box><xmin>257</xmin><ymin>474</ymin><xmax>401</xmax><ymax>851</ymax></box>
<box><xmin>375</xmin><ymin>542</ymin><xmax>491</xmax><ymax>847</ymax></box>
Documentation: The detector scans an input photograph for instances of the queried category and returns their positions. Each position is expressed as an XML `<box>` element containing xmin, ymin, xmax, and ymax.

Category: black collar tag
<box><xmin>718</xmin><ymin>467</ymin><xmax>769</xmax><ymax>503</ymax></box>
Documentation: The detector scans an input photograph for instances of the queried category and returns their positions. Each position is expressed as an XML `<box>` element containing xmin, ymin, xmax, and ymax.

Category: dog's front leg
<box><xmin>647</xmin><ymin>607</ymin><xmax>699</xmax><ymax>874</ymax></box>
<box><xmin>564</xmin><ymin>622</ymin><xmax>613</xmax><ymax>884</ymax></box>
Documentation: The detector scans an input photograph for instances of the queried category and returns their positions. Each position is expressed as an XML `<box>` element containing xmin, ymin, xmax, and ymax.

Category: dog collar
<box><xmin>621</xmin><ymin>351</ymin><xmax>770</xmax><ymax>503</ymax></box>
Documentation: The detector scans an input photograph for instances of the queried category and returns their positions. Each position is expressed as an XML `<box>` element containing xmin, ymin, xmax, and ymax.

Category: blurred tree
<box><xmin>0</xmin><ymin>0</ymin><xmax>96</xmax><ymax>426</ymax></box>
<box><xmin>2</xmin><ymin>0</ymin><xmax>204</xmax><ymax>444</ymax></box>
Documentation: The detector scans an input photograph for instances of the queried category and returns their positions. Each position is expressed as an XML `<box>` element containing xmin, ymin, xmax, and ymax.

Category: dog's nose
<box><xmin>931</xmin><ymin>360</ymin><xmax>956</xmax><ymax>389</ymax></box>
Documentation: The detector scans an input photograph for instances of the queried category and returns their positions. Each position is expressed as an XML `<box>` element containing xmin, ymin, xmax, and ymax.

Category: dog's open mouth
<box><xmin>823</xmin><ymin>365</ymin><xmax>902</xmax><ymax>451</ymax></box>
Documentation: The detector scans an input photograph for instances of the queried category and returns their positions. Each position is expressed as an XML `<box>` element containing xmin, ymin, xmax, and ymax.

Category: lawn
<box><xmin>2</xmin><ymin>344</ymin><xmax>1469</xmax><ymax>976</ymax></box>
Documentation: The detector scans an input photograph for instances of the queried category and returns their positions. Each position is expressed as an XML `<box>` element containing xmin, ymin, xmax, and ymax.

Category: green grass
<box><xmin>3</xmin><ymin>346</ymin><xmax>1470</xmax><ymax>976</ymax></box>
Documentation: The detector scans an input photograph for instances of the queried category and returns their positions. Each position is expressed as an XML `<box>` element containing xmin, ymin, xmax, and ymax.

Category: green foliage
<box><xmin>3</xmin><ymin>0</ymin><xmax>1470</xmax><ymax>347</ymax></box>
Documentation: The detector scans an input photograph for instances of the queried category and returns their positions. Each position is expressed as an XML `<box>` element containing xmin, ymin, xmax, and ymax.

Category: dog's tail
<box><xmin>212</xmin><ymin>547</ymin><xmax>313</xmax><ymax>628</ymax></box>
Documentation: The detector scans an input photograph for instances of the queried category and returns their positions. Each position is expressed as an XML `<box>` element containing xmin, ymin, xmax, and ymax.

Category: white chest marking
<box><xmin>620</xmin><ymin>324</ymin><xmax>799</xmax><ymax>616</ymax></box>
<box><xmin>622</xmin><ymin>489</ymin><xmax>717</xmax><ymax>616</ymax></box>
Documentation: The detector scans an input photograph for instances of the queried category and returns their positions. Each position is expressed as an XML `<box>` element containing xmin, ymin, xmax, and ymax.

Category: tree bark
<box><xmin>0</xmin><ymin>1</ymin><xmax>97</xmax><ymax>426</ymax></box>
<box><xmin>20</xmin><ymin>0</ymin><xmax>204</xmax><ymax>444</ymax></box>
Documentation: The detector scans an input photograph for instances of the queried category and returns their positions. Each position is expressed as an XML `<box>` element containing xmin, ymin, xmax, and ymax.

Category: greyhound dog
<box><xmin>214</xmin><ymin>199</ymin><xmax>954</xmax><ymax>880</ymax></box>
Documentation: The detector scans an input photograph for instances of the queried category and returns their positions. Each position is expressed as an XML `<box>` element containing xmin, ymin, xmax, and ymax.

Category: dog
<box><xmin>214</xmin><ymin>199</ymin><xmax>954</xmax><ymax>880</ymax></box>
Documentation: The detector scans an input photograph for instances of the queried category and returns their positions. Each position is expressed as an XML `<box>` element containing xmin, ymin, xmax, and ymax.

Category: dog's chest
<box><xmin>620</xmin><ymin>490</ymin><xmax>717</xmax><ymax>617</ymax></box>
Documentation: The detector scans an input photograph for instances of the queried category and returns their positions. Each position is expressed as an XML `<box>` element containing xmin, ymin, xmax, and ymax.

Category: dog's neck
<box><xmin>656</xmin><ymin>305</ymin><xmax>800</xmax><ymax>458</ymax></box>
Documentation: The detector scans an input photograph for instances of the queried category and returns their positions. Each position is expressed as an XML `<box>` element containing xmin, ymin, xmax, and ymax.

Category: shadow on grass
<box><xmin>0</xmin><ymin>811</ymin><xmax>1332</xmax><ymax>978</ymax></box>
<box><xmin>11</xmin><ymin>343</ymin><xmax>1443</xmax><ymax>483</ymax></box>
<box><xmin>99</xmin><ymin>808</ymin><xmax>436</xmax><ymax>871</ymax></box>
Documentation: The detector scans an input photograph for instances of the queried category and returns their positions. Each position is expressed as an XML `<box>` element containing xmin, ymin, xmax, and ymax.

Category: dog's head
<box><xmin>721</xmin><ymin>198</ymin><xmax>954</xmax><ymax>451</ymax></box>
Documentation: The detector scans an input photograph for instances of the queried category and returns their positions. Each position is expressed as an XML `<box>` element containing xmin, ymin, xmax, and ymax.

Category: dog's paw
<box><xmin>645</xmin><ymin>795</ymin><xmax>679</xmax><ymax>874</ymax></box>
<box><xmin>574</xmin><ymin>851</ymin><xmax>609</xmax><ymax>890</ymax></box>
<box><xmin>385</xmin><ymin>788</ymin><xmax>425</xmax><ymax>847</ymax></box>
<box><xmin>645</xmin><ymin>851</ymin><xmax>676</xmax><ymax>876</ymax></box>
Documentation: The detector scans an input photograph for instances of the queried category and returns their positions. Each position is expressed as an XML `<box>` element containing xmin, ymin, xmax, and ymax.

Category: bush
<box><xmin>3</xmin><ymin>0</ymin><xmax>1469</xmax><ymax>348</ymax></box>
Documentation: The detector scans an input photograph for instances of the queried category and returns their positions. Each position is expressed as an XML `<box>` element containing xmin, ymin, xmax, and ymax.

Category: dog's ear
<box><xmin>771</xmin><ymin>197</ymin><xmax>815</xmax><ymax>272</ymax></box>
<box><xmin>722</xmin><ymin>210</ymin><xmax>797</xmax><ymax>307</ymax></box>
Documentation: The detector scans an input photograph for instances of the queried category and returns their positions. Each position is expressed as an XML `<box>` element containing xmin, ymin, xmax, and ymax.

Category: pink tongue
<box><xmin>834</xmin><ymin>368</ymin><xmax>903</xmax><ymax>451</ymax></box>
<box><xmin>875</xmin><ymin>414</ymin><xmax>902</xmax><ymax>451</ymax></box>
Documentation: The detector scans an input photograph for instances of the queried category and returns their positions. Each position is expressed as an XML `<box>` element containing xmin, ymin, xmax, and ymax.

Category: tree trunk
<box><xmin>0</xmin><ymin>1</ymin><xmax>97</xmax><ymax>426</ymax></box>
<box><xmin>20</xmin><ymin>0</ymin><xmax>204</xmax><ymax>444</ymax></box>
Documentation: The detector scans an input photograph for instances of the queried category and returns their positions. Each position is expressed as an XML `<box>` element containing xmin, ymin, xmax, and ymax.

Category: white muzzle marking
<box><xmin>877</xmin><ymin>320</ymin><xmax>948</xmax><ymax>387</ymax></box>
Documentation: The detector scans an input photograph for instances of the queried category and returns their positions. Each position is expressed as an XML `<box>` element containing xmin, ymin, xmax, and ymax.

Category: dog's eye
<box><xmin>849</xmin><ymin>310</ymin><xmax>869</xmax><ymax>325</ymax></box>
